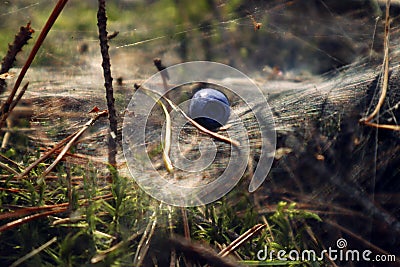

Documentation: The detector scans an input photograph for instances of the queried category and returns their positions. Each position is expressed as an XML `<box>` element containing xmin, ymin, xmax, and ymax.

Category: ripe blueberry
<box><xmin>188</xmin><ymin>88</ymin><xmax>230</xmax><ymax>130</ymax></box>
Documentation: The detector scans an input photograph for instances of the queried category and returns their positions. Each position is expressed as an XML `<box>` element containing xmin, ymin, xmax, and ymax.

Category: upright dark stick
<box><xmin>97</xmin><ymin>0</ymin><xmax>118</xmax><ymax>173</ymax></box>
<box><xmin>0</xmin><ymin>23</ymin><xmax>34</xmax><ymax>94</ymax></box>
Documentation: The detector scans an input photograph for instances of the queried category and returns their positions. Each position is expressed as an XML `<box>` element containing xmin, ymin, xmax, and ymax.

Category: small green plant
<box><xmin>189</xmin><ymin>190</ymin><xmax>323</xmax><ymax>267</ymax></box>
<box><xmin>241</xmin><ymin>201</ymin><xmax>323</xmax><ymax>266</ymax></box>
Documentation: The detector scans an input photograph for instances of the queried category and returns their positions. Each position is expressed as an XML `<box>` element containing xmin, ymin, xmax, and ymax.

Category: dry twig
<box><xmin>137</xmin><ymin>87</ymin><xmax>174</xmax><ymax>172</ymax></box>
<box><xmin>218</xmin><ymin>224</ymin><xmax>266</xmax><ymax>258</ymax></box>
<box><xmin>0</xmin><ymin>23</ymin><xmax>34</xmax><ymax>94</ymax></box>
<box><xmin>360</xmin><ymin>0</ymin><xmax>399</xmax><ymax>130</ymax></box>
<box><xmin>170</xmin><ymin>236</ymin><xmax>240</xmax><ymax>267</ymax></box>
<box><xmin>97</xmin><ymin>0</ymin><xmax>118</xmax><ymax>170</ymax></box>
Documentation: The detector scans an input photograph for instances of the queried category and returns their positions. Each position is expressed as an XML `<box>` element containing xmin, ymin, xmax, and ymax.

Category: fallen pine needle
<box><xmin>40</xmin><ymin>110</ymin><xmax>108</xmax><ymax>178</ymax></box>
<box><xmin>133</xmin><ymin>206</ymin><xmax>159</xmax><ymax>266</ymax></box>
<box><xmin>16</xmin><ymin>131</ymin><xmax>77</xmax><ymax>179</ymax></box>
<box><xmin>218</xmin><ymin>224</ymin><xmax>266</xmax><ymax>257</ymax></box>
<box><xmin>10</xmin><ymin>237</ymin><xmax>57</xmax><ymax>267</ymax></box>
<box><xmin>0</xmin><ymin>208</ymin><xmax>67</xmax><ymax>233</ymax></box>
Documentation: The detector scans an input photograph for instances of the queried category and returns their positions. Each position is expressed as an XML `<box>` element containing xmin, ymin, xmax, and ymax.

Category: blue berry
<box><xmin>189</xmin><ymin>88</ymin><xmax>230</xmax><ymax>130</ymax></box>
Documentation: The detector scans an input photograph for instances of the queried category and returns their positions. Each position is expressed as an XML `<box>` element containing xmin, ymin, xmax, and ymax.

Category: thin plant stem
<box><xmin>363</xmin><ymin>120</ymin><xmax>400</xmax><ymax>130</ymax></box>
<box><xmin>181</xmin><ymin>207</ymin><xmax>190</xmax><ymax>240</ymax></box>
<box><xmin>360</xmin><ymin>0</ymin><xmax>397</xmax><ymax>132</ymax></box>
<box><xmin>9</xmin><ymin>82</ymin><xmax>29</xmax><ymax>112</ymax></box>
<box><xmin>139</xmin><ymin>88</ymin><xmax>174</xmax><ymax>172</ymax></box>
<box><xmin>97</xmin><ymin>0</ymin><xmax>118</xmax><ymax>171</ymax></box>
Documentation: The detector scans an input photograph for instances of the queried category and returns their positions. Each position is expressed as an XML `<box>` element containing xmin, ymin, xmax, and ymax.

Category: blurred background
<box><xmin>0</xmin><ymin>0</ymin><xmax>386</xmax><ymax>79</ymax></box>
